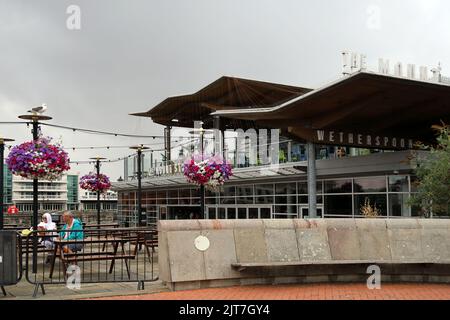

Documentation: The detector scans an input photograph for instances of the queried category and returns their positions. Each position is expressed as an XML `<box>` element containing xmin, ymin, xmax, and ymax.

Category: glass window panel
<box><xmin>220</xmin><ymin>197</ymin><xmax>235</xmax><ymax>205</ymax></box>
<box><xmin>156</xmin><ymin>190</ymin><xmax>167</xmax><ymax>204</ymax></box>
<box><xmin>298</xmin><ymin>181</ymin><xmax>322</xmax><ymax>194</ymax></box>
<box><xmin>167</xmin><ymin>190</ymin><xmax>178</xmax><ymax>204</ymax></box>
<box><xmin>275</xmin><ymin>195</ymin><xmax>297</xmax><ymax>204</ymax></box>
<box><xmin>190</xmin><ymin>189</ymin><xmax>197</xmax><ymax>197</ymax></box>
<box><xmin>317</xmin><ymin>181</ymin><xmax>323</xmax><ymax>194</ymax></box>
<box><xmin>297</xmin><ymin>182</ymin><xmax>308</xmax><ymax>195</ymax></box>
<box><xmin>208</xmin><ymin>207</ymin><xmax>216</xmax><ymax>219</ymax></box>
<box><xmin>249</xmin><ymin>208</ymin><xmax>259</xmax><ymax>219</ymax></box>
<box><xmin>274</xmin><ymin>205</ymin><xmax>297</xmax><ymax>215</ymax></box>
<box><xmin>389</xmin><ymin>176</ymin><xmax>409</xmax><ymax>192</ymax></box>
<box><xmin>179</xmin><ymin>198</ymin><xmax>190</xmax><ymax>205</ymax></box>
<box><xmin>227</xmin><ymin>208</ymin><xmax>236</xmax><ymax>219</ymax></box>
<box><xmin>354</xmin><ymin>194</ymin><xmax>387</xmax><ymax>217</ymax></box>
<box><xmin>389</xmin><ymin>194</ymin><xmax>410</xmax><ymax>217</ymax></box>
<box><xmin>168</xmin><ymin>190</ymin><xmax>178</xmax><ymax>198</ymax></box>
<box><xmin>238</xmin><ymin>208</ymin><xmax>247</xmax><ymax>219</ymax></box>
<box><xmin>157</xmin><ymin>190</ymin><xmax>167</xmax><ymax>199</ymax></box>
<box><xmin>298</xmin><ymin>195</ymin><xmax>308</xmax><ymax>204</ymax></box>
<box><xmin>179</xmin><ymin>189</ymin><xmax>190</xmax><ymax>198</ymax></box>
<box><xmin>205</xmin><ymin>197</ymin><xmax>217</xmax><ymax>204</ymax></box>
<box><xmin>256</xmin><ymin>196</ymin><xmax>273</xmax><ymax>204</ymax></box>
<box><xmin>275</xmin><ymin>183</ymin><xmax>296</xmax><ymax>195</ymax></box>
<box><xmin>324</xmin><ymin>180</ymin><xmax>352</xmax><ymax>193</ymax></box>
<box><xmin>354</xmin><ymin>177</ymin><xmax>386</xmax><ymax>193</ymax></box>
<box><xmin>298</xmin><ymin>196</ymin><xmax>322</xmax><ymax>204</ymax></box>
<box><xmin>260</xmin><ymin>208</ymin><xmax>271</xmax><ymax>219</ymax></box>
<box><xmin>324</xmin><ymin>195</ymin><xmax>352</xmax><ymax>216</ymax></box>
<box><xmin>236</xmin><ymin>185</ymin><xmax>253</xmax><ymax>197</ymax></box>
<box><xmin>218</xmin><ymin>208</ymin><xmax>226</xmax><ymax>219</ymax></box>
<box><xmin>237</xmin><ymin>197</ymin><xmax>254</xmax><ymax>204</ymax></box>
<box><xmin>221</xmin><ymin>186</ymin><xmax>236</xmax><ymax>197</ymax></box>
<box><xmin>255</xmin><ymin>184</ymin><xmax>274</xmax><ymax>196</ymax></box>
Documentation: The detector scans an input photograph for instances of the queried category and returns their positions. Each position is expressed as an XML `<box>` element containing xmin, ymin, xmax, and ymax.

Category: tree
<box><xmin>409</xmin><ymin>123</ymin><xmax>450</xmax><ymax>217</ymax></box>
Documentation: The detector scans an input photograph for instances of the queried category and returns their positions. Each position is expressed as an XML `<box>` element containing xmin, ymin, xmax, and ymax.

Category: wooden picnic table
<box><xmin>84</xmin><ymin>223</ymin><xmax>120</xmax><ymax>229</ymax></box>
<box><xmin>114</xmin><ymin>230</ymin><xmax>158</xmax><ymax>261</ymax></box>
<box><xmin>49</xmin><ymin>237</ymin><xmax>135</xmax><ymax>279</ymax></box>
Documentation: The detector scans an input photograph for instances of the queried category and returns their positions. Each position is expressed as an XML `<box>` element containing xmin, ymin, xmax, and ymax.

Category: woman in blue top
<box><xmin>59</xmin><ymin>211</ymin><xmax>84</xmax><ymax>253</ymax></box>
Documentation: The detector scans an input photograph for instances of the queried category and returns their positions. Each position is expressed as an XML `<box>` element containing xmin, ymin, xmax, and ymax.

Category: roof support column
<box><xmin>213</xmin><ymin>116</ymin><xmax>223</xmax><ymax>156</ymax></box>
<box><xmin>307</xmin><ymin>141</ymin><xmax>317</xmax><ymax>218</ymax></box>
<box><xmin>164</xmin><ymin>126</ymin><xmax>171</xmax><ymax>163</ymax></box>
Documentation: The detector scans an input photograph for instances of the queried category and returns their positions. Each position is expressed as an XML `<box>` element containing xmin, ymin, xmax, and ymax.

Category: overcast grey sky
<box><xmin>0</xmin><ymin>0</ymin><xmax>448</xmax><ymax>180</ymax></box>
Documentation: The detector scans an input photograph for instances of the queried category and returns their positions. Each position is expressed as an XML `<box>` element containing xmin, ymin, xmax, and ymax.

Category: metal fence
<box><xmin>18</xmin><ymin>227</ymin><xmax>158</xmax><ymax>297</ymax></box>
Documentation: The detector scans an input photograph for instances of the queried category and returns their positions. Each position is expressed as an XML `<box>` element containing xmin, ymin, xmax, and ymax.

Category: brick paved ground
<box><xmin>92</xmin><ymin>283</ymin><xmax>450</xmax><ymax>300</ymax></box>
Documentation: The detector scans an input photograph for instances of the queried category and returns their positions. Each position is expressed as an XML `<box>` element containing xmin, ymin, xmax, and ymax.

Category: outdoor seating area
<box><xmin>2</xmin><ymin>222</ymin><xmax>159</xmax><ymax>297</ymax></box>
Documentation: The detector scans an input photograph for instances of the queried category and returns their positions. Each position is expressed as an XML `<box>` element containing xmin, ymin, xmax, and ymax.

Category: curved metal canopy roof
<box><xmin>212</xmin><ymin>72</ymin><xmax>450</xmax><ymax>144</ymax></box>
<box><xmin>130</xmin><ymin>76</ymin><xmax>311</xmax><ymax>129</ymax></box>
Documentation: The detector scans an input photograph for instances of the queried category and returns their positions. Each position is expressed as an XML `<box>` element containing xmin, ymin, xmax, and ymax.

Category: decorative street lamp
<box><xmin>130</xmin><ymin>145</ymin><xmax>150</xmax><ymax>226</ymax></box>
<box><xmin>18</xmin><ymin>111</ymin><xmax>52</xmax><ymax>273</ymax></box>
<box><xmin>89</xmin><ymin>157</ymin><xmax>107</xmax><ymax>228</ymax></box>
<box><xmin>0</xmin><ymin>137</ymin><xmax>15</xmax><ymax>230</ymax></box>
<box><xmin>188</xmin><ymin>127</ymin><xmax>213</xmax><ymax>219</ymax></box>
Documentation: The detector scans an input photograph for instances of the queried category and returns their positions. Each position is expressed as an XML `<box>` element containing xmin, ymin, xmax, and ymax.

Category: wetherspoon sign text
<box><xmin>316</xmin><ymin>129</ymin><xmax>414</xmax><ymax>149</ymax></box>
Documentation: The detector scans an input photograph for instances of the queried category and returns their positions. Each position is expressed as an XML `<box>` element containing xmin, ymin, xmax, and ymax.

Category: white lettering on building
<box><xmin>343</xmin><ymin>51</ymin><xmax>447</xmax><ymax>84</ymax></box>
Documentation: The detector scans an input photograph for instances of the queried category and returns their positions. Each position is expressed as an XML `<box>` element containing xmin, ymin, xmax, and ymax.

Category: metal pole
<box><xmin>200</xmin><ymin>130</ymin><xmax>205</xmax><ymax>219</ymax></box>
<box><xmin>0</xmin><ymin>142</ymin><xmax>4</xmax><ymax>230</ymax></box>
<box><xmin>307</xmin><ymin>141</ymin><xmax>317</xmax><ymax>218</ymax></box>
<box><xmin>96</xmin><ymin>159</ymin><xmax>101</xmax><ymax>228</ymax></box>
<box><xmin>164</xmin><ymin>126</ymin><xmax>171</xmax><ymax>163</ymax></box>
<box><xmin>137</xmin><ymin>148</ymin><xmax>143</xmax><ymax>226</ymax></box>
<box><xmin>32</xmin><ymin>121</ymin><xmax>39</xmax><ymax>273</ymax></box>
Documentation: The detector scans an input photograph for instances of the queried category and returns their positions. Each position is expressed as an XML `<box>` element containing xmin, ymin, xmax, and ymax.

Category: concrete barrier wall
<box><xmin>158</xmin><ymin>219</ymin><xmax>450</xmax><ymax>290</ymax></box>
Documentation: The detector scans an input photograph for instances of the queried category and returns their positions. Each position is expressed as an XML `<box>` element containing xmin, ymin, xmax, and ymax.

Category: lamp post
<box><xmin>18</xmin><ymin>112</ymin><xmax>52</xmax><ymax>273</ymax></box>
<box><xmin>89</xmin><ymin>157</ymin><xmax>106</xmax><ymax>228</ymax></box>
<box><xmin>189</xmin><ymin>127</ymin><xmax>210</xmax><ymax>219</ymax></box>
<box><xmin>0</xmin><ymin>137</ymin><xmax>14</xmax><ymax>230</ymax></box>
<box><xmin>130</xmin><ymin>145</ymin><xmax>149</xmax><ymax>226</ymax></box>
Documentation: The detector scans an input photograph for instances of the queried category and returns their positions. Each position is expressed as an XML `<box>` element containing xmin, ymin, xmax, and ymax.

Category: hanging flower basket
<box><xmin>6</xmin><ymin>136</ymin><xmax>70</xmax><ymax>181</ymax></box>
<box><xmin>80</xmin><ymin>172</ymin><xmax>111</xmax><ymax>193</ymax></box>
<box><xmin>183</xmin><ymin>154</ymin><xmax>233</xmax><ymax>192</ymax></box>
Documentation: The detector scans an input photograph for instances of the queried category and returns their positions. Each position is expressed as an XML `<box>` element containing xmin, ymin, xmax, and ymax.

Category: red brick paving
<box><xmin>92</xmin><ymin>283</ymin><xmax>450</xmax><ymax>300</ymax></box>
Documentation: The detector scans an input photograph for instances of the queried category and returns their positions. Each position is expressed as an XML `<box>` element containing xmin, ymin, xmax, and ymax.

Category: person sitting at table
<box><xmin>37</xmin><ymin>213</ymin><xmax>58</xmax><ymax>264</ymax></box>
<box><xmin>38</xmin><ymin>213</ymin><xmax>57</xmax><ymax>243</ymax></box>
<box><xmin>59</xmin><ymin>211</ymin><xmax>84</xmax><ymax>253</ymax></box>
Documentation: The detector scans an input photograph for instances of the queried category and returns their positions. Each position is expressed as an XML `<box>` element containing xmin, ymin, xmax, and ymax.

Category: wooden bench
<box><xmin>84</xmin><ymin>223</ymin><xmax>120</xmax><ymax>229</ymax></box>
<box><xmin>18</xmin><ymin>234</ymin><xmax>56</xmax><ymax>255</ymax></box>
<box><xmin>231</xmin><ymin>260</ymin><xmax>450</xmax><ymax>272</ymax></box>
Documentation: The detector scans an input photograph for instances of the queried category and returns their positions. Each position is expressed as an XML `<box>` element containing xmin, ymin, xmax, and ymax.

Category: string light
<box><xmin>39</xmin><ymin>122</ymin><xmax>189</xmax><ymax>139</ymax></box>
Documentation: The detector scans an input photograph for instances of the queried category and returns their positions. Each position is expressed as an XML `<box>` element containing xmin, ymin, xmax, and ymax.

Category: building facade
<box><xmin>12</xmin><ymin>175</ymin><xmax>70</xmax><ymax>212</ymax></box>
<box><xmin>114</xmin><ymin>61</ymin><xmax>450</xmax><ymax>224</ymax></box>
<box><xmin>2</xmin><ymin>163</ymin><xmax>13</xmax><ymax>212</ymax></box>
<box><xmin>114</xmin><ymin>150</ymin><xmax>426</xmax><ymax>226</ymax></box>
<box><xmin>67</xmin><ymin>174</ymin><xmax>79</xmax><ymax>210</ymax></box>
<box><xmin>79</xmin><ymin>189</ymin><xmax>118</xmax><ymax>211</ymax></box>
